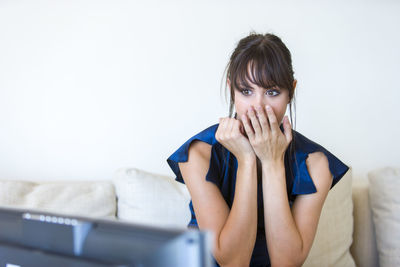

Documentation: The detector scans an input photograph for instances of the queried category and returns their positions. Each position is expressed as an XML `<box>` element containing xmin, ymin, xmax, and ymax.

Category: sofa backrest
<box><xmin>0</xmin><ymin>179</ymin><xmax>116</xmax><ymax>219</ymax></box>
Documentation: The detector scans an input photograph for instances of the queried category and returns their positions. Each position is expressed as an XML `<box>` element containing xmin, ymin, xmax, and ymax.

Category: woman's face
<box><xmin>229</xmin><ymin>78</ymin><xmax>296</xmax><ymax>126</ymax></box>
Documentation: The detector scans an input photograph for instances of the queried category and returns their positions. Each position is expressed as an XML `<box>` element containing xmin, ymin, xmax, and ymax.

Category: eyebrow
<box><xmin>239</xmin><ymin>85</ymin><xmax>279</xmax><ymax>90</ymax></box>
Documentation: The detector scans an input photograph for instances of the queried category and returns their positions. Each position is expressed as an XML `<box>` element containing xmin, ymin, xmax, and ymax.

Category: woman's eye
<box><xmin>241</xmin><ymin>89</ymin><xmax>252</xmax><ymax>96</ymax></box>
<box><xmin>266</xmin><ymin>89</ymin><xmax>280</xmax><ymax>96</ymax></box>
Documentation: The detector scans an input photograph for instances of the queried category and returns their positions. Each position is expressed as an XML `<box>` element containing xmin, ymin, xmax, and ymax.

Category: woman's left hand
<box><xmin>241</xmin><ymin>105</ymin><xmax>292</xmax><ymax>164</ymax></box>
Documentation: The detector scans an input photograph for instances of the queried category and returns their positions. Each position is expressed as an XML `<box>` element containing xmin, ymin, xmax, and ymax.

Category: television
<box><xmin>0</xmin><ymin>207</ymin><xmax>213</xmax><ymax>267</ymax></box>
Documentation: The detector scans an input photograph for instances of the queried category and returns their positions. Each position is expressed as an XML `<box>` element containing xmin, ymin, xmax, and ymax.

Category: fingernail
<box><xmin>266</xmin><ymin>105</ymin><xmax>271</xmax><ymax>111</ymax></box>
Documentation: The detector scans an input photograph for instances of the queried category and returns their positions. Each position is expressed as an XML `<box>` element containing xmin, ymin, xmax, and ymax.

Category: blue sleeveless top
<box><xmin>167</xmin><ymin>123</ymin><xmax>349</xmax><ymax>267</ymax></box>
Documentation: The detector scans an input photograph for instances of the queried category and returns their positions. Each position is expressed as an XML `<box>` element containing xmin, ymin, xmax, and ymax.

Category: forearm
<box><xmin>262</xmin><ymin>161</ymin><xmax>303</xmax><ymax>266</ymax></box>
<box><xmin>217</xmin><ymin>156</ymin><xmax>258</xmax><ymax>266</ymax></box>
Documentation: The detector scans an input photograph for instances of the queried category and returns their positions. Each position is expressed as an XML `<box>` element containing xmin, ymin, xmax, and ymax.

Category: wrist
<box><xmin>236</xmin><ymin>153</ymin><xmax>257</xmax><ymax>165</ymax></box>
<box><xmin>261</xmin><ymin>159</ymin><xmax>285</xmax><ymax>173</ymax></box>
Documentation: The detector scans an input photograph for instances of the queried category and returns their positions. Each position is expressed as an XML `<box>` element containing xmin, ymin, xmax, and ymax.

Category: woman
<box><xmin>167</xmin><ymin>32</ymin><xmax>349</xmax><ymax>267</ymax></box>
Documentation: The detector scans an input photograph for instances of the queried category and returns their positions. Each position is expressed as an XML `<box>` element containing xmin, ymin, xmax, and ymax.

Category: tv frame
<box><xmin>0</xmin><ymin>206</ymin><xmax>213</xmax><ymax>267</ymax></box>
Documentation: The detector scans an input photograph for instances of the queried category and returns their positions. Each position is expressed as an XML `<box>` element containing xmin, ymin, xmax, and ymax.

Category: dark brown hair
<box><xmin>221</xmin><ymin>31</ymin><xmax>296</xmax><ymax>126</ymax></box>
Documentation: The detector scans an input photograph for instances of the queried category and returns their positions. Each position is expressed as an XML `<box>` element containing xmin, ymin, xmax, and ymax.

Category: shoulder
<box><xmin>288</xmin><ymin>130</ymin><xmax>349</xmax><ymax>194</ymax></box>
<box><xmin>190</xmin><ymin>123</ymin><xmax>220</xmax><ymax>146</ymax></box>
<box><xmin>168</xmin><ymin>123</ymin><xmax>219</xmax><ymax>161</ymax></box>
<box><xmin>178</xmin><ymin>133</ymin><xmax>220</xmax><ymax>190</ymax></box>
<box><xmin>294</xmin><ymin>130</ymin><xmax>331</xmax><ymax>183</ymax></box>
<box><xmin>306</xmin><ymin>151</ymin><xmax>329</xmax><ymax>167</ymax></box>
<box><xmin>185</xmin><ymin>123</ymin><xmax>219</xmax><ymax>160</ymax></box>
<box><xmin>187</xmin><ymin>140</ymin><xmax>212</xmax><ymax>162</ymax></box>
<box><xmin>167</xmin><ymin>123</ymin><xmax>223</xmax><ymax>184</ymax></box>
<box><xmin>292</xmin><ymin>129</ymin><xmax>339</xmax><ymax>168</ymax></box>
<box><xmin>183</xmin><ymin>123</ymin><xmax>220</xmax><ymax>169</ymax></box>
<box><xmin>306</xmin><ymin>151</ymin><xmax>333</xmax><ymax>190</ymax></box>
<box><xmin>178</xmin><ymin>140</ymin><xmax>211</xmax><ymax>179</ymax></box>
<box><xmin>292</xmin><ymin>130</ymin><xmax>323</xmax><ymax>153</ymax></box>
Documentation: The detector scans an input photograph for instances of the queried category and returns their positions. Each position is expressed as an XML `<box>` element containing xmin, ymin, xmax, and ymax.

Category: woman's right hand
<box><xmin>216</xmin><ymin>117</ymin><xmax>256</xmax><ymax>162</ymax></box>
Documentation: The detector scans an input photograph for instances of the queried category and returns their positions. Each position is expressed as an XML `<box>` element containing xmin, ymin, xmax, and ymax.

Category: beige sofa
<box><xmin>1</xmin><ymin>166</ymin><xmax>399</xmax><ymax>267</ymax></box>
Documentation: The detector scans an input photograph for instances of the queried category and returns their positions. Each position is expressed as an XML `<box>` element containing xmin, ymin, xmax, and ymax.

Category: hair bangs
<box><xmin>231</xmin><ymin>50</ymin><xmax>291</xmax><ymax>92</ymax></box>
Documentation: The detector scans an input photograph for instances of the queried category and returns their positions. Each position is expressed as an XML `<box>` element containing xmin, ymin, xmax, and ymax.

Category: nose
<box><xmin>253</xmin><ymin>93</ymin><xmax>267</xmax><ymax>109</ymax></box>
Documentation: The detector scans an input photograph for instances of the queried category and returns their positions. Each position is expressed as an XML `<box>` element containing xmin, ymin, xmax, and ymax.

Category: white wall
<box><xmin>0</xmin><ymin>0</ymin><xmax>399</xmax><ymax>181</ymax></box>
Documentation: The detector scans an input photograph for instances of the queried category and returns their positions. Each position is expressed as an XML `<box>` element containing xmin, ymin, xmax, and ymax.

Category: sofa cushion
<box><xmin>369</xmin><ymin>166</ymin><xmax>400</xmax><ymax>267</ymax></box>
<box><xmin>113</xmin><ymin>167</ymin><xmax>191</xmax><ymax>229</ymax></box>
<box><xmin>303</xmin><ymin>168</ymin><xmax>355</xmax><ymax>267</ymax></box>
<box><xmin>0</xmin><ymin>180</ymin><xmax>116</xmax><ymax>219</ymax></box>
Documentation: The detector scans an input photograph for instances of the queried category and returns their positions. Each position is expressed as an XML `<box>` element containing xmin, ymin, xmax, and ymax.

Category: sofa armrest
<box><xmin>350</xmin><ymin>178</ymin><xmax>379</xmax><ymax>267</ymax></box>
